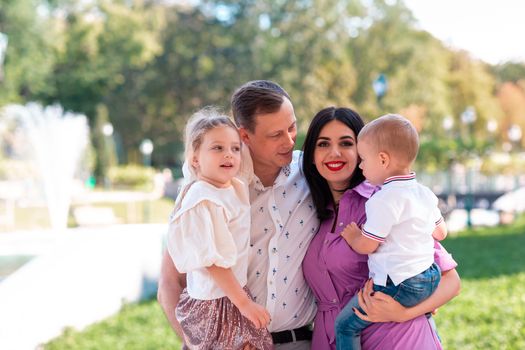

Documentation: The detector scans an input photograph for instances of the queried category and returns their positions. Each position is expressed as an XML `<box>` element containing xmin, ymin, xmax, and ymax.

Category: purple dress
<box><xmin>302</xmin><ymin>182</ymin><xmax>458</xmax><ymax>350</ymax></box>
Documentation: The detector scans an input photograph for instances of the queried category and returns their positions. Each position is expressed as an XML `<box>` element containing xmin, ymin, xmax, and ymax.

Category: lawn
<box><xmin>44</xmin><ymin>216</ymin><xmax>525</xmax><ymax>349</ymax></box>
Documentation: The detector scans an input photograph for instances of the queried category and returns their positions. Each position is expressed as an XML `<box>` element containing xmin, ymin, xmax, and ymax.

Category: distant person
<box><xmin>335</xmin><ymin>114</ymin><xmax>448</xmax><ymax>350</ymax></box>
<box><xmin>166</xmin><ymin>107</ymin><xmax>272</xmax><ymax>349</ymax></box>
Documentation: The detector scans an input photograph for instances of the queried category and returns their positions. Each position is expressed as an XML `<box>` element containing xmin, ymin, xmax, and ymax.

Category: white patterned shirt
<box><xmin>244</xmin><ymin>151</ymin><xmax>319</xmax><ymax>332</ymax></box>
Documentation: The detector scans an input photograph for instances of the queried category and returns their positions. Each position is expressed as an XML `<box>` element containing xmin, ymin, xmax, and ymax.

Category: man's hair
<box><xmin>230</xmin><ymin>80</ymin><xmax>291</xmax><ymax>132</ymax></box>
<box><xmin>184</xmin><ymin>106</ymin><xmax>238</xmax><ymax>167</ymax></box>
<box><xmin>358</xmin><ymin>113</ymin><xmax>419</xmax><ymax>165</ymax></box>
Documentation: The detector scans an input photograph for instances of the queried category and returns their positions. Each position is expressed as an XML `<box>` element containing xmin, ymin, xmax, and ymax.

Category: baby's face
<box><xmin>357</xmin><ymin>139</ymin><xmax>386</xmax><ymax>186</ymax></box>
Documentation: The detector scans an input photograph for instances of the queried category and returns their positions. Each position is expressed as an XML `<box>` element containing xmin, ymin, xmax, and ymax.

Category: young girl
<box><xmin>167</xmin><ymin>108</ymin><xmax>273</xmax><ymax>350</ymax></box>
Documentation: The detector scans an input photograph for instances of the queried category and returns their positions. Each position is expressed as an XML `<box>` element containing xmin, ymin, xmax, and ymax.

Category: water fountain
<box><xmin>0</xmin><ymin>103</ymin><xmax>164</xmax><ymax>349</ymax></box>
<box><xmin>3</xmin><ymin>102</ymin><xmax>89</xmax><ymax>230</ymax></box>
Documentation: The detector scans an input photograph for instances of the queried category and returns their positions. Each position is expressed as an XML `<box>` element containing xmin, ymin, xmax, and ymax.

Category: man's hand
<box><xmin>341</xmin><ymin>222</ymin><xmax>361</xmax><ymax>246</ymax></box>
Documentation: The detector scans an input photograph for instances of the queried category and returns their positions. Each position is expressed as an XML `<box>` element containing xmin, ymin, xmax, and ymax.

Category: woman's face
<box><xmin>313</xmin><ymin>119</ymin><xmax>358</xmax><ymax>193</ymax></box>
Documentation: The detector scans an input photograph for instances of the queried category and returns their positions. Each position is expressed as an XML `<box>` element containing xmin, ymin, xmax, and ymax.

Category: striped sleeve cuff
<box><xmin>435</xmin><ymin>217</ymin><xmax>444</xmax><ymax>226</ymax></box>
<box><xmin>361</xmin><ymin>229</ymin><xmax>386</xmax><ymax>243</ymax></box>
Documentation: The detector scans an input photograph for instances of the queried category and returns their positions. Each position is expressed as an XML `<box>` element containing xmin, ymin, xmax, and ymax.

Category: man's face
<box><xmin>240</xmin><ymin>97</ymin><xmax>297</xmax><ymax>174</ymax></box>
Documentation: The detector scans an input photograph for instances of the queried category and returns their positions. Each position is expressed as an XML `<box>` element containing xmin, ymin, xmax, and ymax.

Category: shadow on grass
<box><xmin>443</xmin><ymin>225</ymin><xmax>525</xmax><ymax>279</ymax></box>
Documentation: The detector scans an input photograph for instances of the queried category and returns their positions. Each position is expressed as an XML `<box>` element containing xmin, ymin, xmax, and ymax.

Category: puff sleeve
<box><xmin>167</xmin><ymin>201</ymin><xmax>238</xmax><ymax>273</ymax></box>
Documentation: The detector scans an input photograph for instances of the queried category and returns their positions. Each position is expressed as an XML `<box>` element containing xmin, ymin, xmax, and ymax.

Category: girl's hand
<box><xmin>238</xmin><ymin>299</ymin><xmax>271</xmax><ymax>329</ymax></box>
<box><xmin>355</xmin><ymin>279</ymin><xmax>409</xmax><ymax>323</ymax></box>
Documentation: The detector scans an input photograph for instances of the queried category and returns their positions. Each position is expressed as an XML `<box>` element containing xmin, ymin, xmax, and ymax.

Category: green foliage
<box><xmin>0</xmin><ymin>0</ymin><xmax>56</xmax><ymax>104</ymax></box>
<box><xmin>107</xmin><ymin>165</ymin><xmax>155</xmax><ymax>190</ymax></box>
<box><xmin>1</xmin><ymin>0</ymin><xmax>520</xmax><ymax>169</ymax></box>
<box><xmin>492</xmin><ymin>61</ymin><xmax>525</xmax><ymax>83</ymax></box>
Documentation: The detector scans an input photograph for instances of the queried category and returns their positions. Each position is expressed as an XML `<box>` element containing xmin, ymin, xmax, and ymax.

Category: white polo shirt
<box><xmin>362</xmin><ymin>173</ymin><xmax>443</xmax><ymax>287</ymax></box>
<box><xmin>244</xmin><ymin>150</ymin><xmax>319</xmax><ymax>332</ymax></box>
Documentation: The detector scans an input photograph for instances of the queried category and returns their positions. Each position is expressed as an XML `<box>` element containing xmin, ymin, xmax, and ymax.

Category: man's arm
<box><xmin>157</xmin><ymin>249</ymin><xmax>186</xmax><ymax>339</ymax></box>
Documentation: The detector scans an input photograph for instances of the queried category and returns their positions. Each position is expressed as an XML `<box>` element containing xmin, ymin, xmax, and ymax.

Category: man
<box><xmin>158</xmin><ymin>80</ymin><xmax>319</xmax><ymax>349</ymax></box>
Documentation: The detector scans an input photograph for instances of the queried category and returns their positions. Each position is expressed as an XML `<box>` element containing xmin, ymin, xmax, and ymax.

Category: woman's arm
<box><xmin>157</xmin><ymin>249</ymin><xmax>187</xmax><ymax>339</ymax></box>
<box><xmin>206</xmin><ymin>265</ymin><xmax>271</xmax><ymax>328</ymax></box>
<box><xmin>355</xmin><ymin>268</ymin><xmax>461</xmax><ymax>323</ymax></box>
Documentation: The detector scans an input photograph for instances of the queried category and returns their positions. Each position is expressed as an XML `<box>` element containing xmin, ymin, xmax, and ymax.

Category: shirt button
<box><xmin>332</xmin><ymin>298</ymin><xmax>337</xmax><ymax>303</ymax></box>
<box><xmin>324</xmin><ymin>239</ymin><xmax>329</xmax><ymax>244</ymax></box>
<box><xmin>339</xmin><ymin>222</ymin><xmax>343</xmax><ymax>227</ymax></box>
<box><xmin>269</xmin><ymin>281</ymin><xmax>273</xmax><ymax>285</ymax></box>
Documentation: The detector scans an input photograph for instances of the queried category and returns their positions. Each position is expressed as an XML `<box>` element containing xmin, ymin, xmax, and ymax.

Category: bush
<box><xmin>107</xmin><ymin>165</ymin><xmax>155</xmax><ymax>190</ymax></box>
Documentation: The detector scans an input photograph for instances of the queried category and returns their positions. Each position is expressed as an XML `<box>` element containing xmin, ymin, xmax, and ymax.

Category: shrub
<box><xmin>107</xmin><ymin>164</ymin><xmax>155</xmax><ymax>190</ymax></box>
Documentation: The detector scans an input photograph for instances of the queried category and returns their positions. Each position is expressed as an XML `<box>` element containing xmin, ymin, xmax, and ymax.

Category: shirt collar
<box><xmin>252</xmin><ymin>164</ymin><xmax>291</xmax><ymax>192</ymax></box>
<box><xmin>383</xmin><ymin>172</ymin><xmax>416</xmax><ymax>186</ymax></box>
<box><xmin>353</xmin><ymin>181</ymin><xmax>378</xmax><ymax>198</ymax></box>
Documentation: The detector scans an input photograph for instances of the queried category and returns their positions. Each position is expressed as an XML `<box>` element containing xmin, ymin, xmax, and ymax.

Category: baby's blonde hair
<box><xmin>184</xmin><ymin>107</ymin><xmax>239</xmax><ymax>167</ymax></box>
<box><xmin>358</xmin><ymin>114</ymin><xmax>419</xmax><ymax>165</ymax></box>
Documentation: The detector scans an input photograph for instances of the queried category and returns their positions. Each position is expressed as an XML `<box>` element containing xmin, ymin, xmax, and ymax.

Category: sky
<box><xmin>404</xmin><ymin>0</ymin><xmax>525</xmax><ymax>65</ymax></box>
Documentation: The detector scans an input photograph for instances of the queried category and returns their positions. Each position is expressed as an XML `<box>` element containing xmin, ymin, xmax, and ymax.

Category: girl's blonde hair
<box><xmin>184</xmin><ymin>107</ymin><xmax>239</xmax><ymax>169</ymax></box>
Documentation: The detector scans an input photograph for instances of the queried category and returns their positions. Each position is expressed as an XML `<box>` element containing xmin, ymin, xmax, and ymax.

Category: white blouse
<box><xmin>167</xmin><ymin>177</ymin><xmax>251</xmax><ymax>300</ymax></box>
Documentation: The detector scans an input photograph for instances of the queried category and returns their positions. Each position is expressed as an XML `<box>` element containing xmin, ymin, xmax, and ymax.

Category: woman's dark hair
<box><xmin>302</xmin><ymin>107</ymin><xmax>365</xmax><ymax>220</ymax></box>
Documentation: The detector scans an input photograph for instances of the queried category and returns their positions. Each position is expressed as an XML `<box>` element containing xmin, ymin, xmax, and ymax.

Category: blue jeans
<box><xmin>335</xmin><ymin>263</ymin><xmax>441</xmax><ymax>350</ymax></box>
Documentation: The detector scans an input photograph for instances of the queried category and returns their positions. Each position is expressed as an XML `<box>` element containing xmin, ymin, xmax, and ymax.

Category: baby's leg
<box><xmin>334</xmin><ymin>294</ymin><xmax>371</xmax><ymax>350</ymax></box>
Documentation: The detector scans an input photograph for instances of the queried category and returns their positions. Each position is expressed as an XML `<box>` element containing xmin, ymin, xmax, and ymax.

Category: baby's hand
<box><xmin>341</xmin><ymin>222</ymin><xmax>361</xmax><ymax>246</ymax></box>
<box><xmin>238</xmin><ymin>299</ymin><xmax>271</xmax><ymax>329</ymax></box>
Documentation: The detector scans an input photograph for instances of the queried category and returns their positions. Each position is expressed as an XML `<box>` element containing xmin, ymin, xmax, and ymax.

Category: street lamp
<box><xmin>140</xmin><ymin>138</ymin><xmax>154</xmax><ymax>167</ymax></box>
<box><xmin>508</xmin><ymin>124</ymin><xmax>522</xmax><ymax>189</ymax></box>
<box><xmin>102</xmin><ymin>122</ymin><xmax>114</xmax><ymax>137</ymax></box>
<box><xmin>461</xmin><ymin>106</ymin><xmax>477</xmax><ymax>229</ymax></box>
<box><xmin>372</xmin><ymin>73</ymin><xmax>388</xmax><ymax>108</ymax></box>
<box><xmin>0</xmin><ymin>32</ymin><xmax>8</xmax><ymax>82</ymax></box>
<box><xmin>442</xmin><ymin>115</ymin><xmax>456</xmax><ymax>207</ymax></box>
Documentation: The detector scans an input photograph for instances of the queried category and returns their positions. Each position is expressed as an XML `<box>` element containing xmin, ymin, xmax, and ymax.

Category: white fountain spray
<box><xmin>3</xmin><ymin>103</ymin><xmax>89</xmax><ymax>231</ymax></box>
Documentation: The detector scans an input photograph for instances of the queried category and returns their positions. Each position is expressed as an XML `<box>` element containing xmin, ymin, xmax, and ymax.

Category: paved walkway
<box><xmin>0</xmin><ymin>224</ymin><xmax>167</xmax><ymax>350</ymax></box>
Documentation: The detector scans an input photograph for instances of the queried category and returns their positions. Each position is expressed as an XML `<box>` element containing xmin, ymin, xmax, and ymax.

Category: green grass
<box><xmin>44</xmin><ymin>216</ymin><xmax>525</xmax><ymax>349</ymax></box>
<box><xmin>44</xmin><ymin>301</ymin><xmax>182</xmax><ymax>350</ymax></box>
<box><xmin>436</xmin><ymin>216</ymin><xmax>525</xmax><ymax>349</ymax></box>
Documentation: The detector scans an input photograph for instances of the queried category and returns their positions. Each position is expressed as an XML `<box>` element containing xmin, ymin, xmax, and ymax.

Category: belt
<box><xmin>271</xmin><ymin>325</ymin><xmax>313</xmax><ymax>344</ymax></box>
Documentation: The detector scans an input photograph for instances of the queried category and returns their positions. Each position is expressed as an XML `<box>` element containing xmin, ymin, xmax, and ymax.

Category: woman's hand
<box><xmin>355</xmin><ymin>279</ymin><xmax>409</xmax><ymax>323</ymax></box>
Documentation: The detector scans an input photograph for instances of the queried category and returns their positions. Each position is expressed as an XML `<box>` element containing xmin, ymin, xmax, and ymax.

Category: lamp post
<box><xmin>0</xmin><ymin>32</ymin><xmax>8</xmax><ymax>82</ymax></box>
<box><xmin>101</xmin><ymin>123</ymin><xmax>114</xmax><ymax>188</ymax></box>
<box><xmin>508</xmin><ymin>124</ymin><xmax>522</xmax><ymax>189</ymax></box>
<box><xmin>372</xmin><ymin>74</ymin><xmax>388</xmax><ymax>108</ymax></box>
<box><xmin>139</xmin><ymin>138</ymin><xmax>154</xmax><ymax>167</ymax></box>
<box><xmin>442</xmin><ymin>115</ymin><xmax>456</xmax><ymax>208</ymax></box>
<box><xmin>461</xmin><ymin>106</ymin><xmax>476</xmax><ymax>228</ymax></box>
<box><xmin>139</xmin><ymin>139</ymin><xmax>154</xmax><ymax>223</ymax></box>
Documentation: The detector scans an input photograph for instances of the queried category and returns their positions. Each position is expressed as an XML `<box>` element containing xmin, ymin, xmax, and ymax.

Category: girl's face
<box><xmin>192</xmin><ymin>126</ymin><xmax>242</xmax><ymax>188</ymax></box>
<box><xmin>313</xmin><ymin>119</ymin><xmax>358</xmax><ymax>193</ymax></box>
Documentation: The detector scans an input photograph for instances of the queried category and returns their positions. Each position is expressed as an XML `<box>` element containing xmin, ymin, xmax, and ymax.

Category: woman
<box><xmin>301</xmin><ymin>107</ymin><xmax>460</xmax><ymax>349</ymax></box>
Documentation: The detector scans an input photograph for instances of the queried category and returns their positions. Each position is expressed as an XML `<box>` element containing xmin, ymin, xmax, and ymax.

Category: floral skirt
<box><xmin>176</xmin><ymin>286</ymin><xmax>273</xmax><ymax>350</ymax></box>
